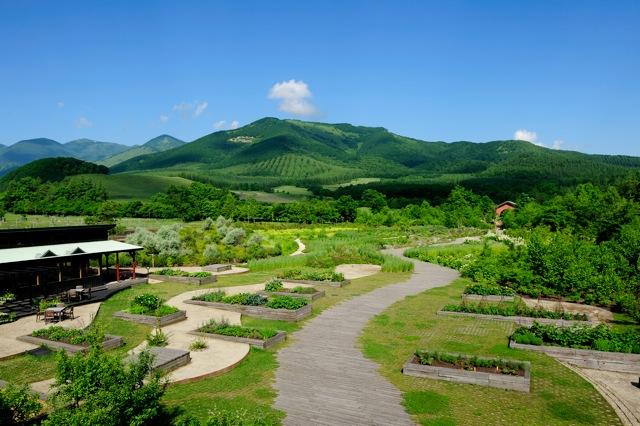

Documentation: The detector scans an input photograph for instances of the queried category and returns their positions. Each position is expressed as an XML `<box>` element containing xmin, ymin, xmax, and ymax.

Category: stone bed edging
<box><xmin>188</xmin><ymin>330</ymin><xmax>287</xmax><ymax>349</ymax></box>
<box><xmin>280</xmin><ymin>278</ymin><xmax>350</xmax><ymax>288</ymax></box>
<box><xmin>436</xmin><ymin>310</ymin><xmax>594</xmax><ymax>327</ymax></box>
<box><xmin>257</xmin><ymin>289</ymin><xmax>325</xmax><ymax>301</ymax></box>
<box><xmin>402</xmin><ymin>354</ymin><xmax>531</xmax><ymax>392</ymax></box>
<box><xmin>16</xmin><ymin>334</ymin><xmax>123</xmax><ymax>354</ymax></box>
<box><xmin>148</xmin><ymin>274</ymin><xmax>217</xmax><ymax>285</ymax></box>
<box><xmin>461</xmin><ymin>294</ymin><xmax>515</xmax><ymax>303</ymax></box>
<box><xmin>113</xmin><ymin>309</ymin><xmax>187</xmax><ymax>326</ymax></box>
<box><xmin>203</xmin><ymin>264</ymin><xmax>232</xmax><ymax>272</ymax></box>
<box><xmin>509</xmin><ymin>340</ymin><xmax>640</xmax><ymax>374</ymax></box>
<box><xmin>183</xmin><ymin>299</ymin><xmax>312</xmax><ymax>322</ymax></box>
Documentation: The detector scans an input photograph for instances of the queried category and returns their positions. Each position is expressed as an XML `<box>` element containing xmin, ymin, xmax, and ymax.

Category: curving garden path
<box><xmin>273</xmin><ymin>248</ymin><xmax>460</xmax><ymax>425</ymax></box>
<box><xmin>290</xmin><ymin>238</ymin><xmax>306</xmax><ymax>256</ymax></box>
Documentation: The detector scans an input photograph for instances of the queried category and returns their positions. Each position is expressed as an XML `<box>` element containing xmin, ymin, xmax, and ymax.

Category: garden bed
<box><xmin>127</xmin><ymin>347</ymin><xmax>191</xmax><ymax>373</ymax></box>
<box><xmin>189</xmin><ymin>329</ymin><xmax>286</xmax><ymax>349</ymax></box>
<box><xmin>436</xmin><ymin>310</ymin><xmax>592</xmax><ymax>326</ymax></box>
<box><xmin>281</xmin><ymin>278</ymin><xmax>350</xmax><ymax>288</ymax></box>
<box><xmin>113</xmin><ymin>309</ymin><xmax>186</xmax><ymax>326</ymax></box>
<box><xmin>148</xmin><ymin>273</ymin><xmax>216</xmax><ymax>285</ymax></box>
<box><xmin>17</xmin><ymin>333</ymin><xmax>123</xmax><ymax>354</ymax></box>
<box><xmin>276</xmin><ymin>268</ymin><xmax>349</xmax><ymax>287</ymax></box>
<box><xmin>258</xmin><ymin>289</ymin><xmax>325</xmax><ymax>301</ymax></box>
<box><xmin>259</xmin><ymin>279</ymin><xmax>324</xmax><ymax>301</ymax></box>
<box><xmin>203</xmin><ymin>264</ymin><xmax>232</xmax><ymax>272</ymax></box>
<box><xmin>403</xmin><ymin>352</ymin><xmax>531</xmax><ymax>392</ymax></box>
<box><xmin>184</xmin><ymin>296</ymin><xmax>311</xmax><ymax>321</ymax></box>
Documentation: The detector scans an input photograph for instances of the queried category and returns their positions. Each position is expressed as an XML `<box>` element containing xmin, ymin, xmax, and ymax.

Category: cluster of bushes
<box><xmin>263</xmin><ymin>280</ymin><xmax>317</xmax><ymax>295</ymax></box>
<box><xmin>31</xmin><ymin>326</ymin><xmax>99</xmax><ymax>345</ymax></box>
<box><xmin>463</xmin><ymin>283</ymin><xmax>515</xmax><ymax>296</ymax></box>
<box><xmin>128</xmin><ymin>294</ymin><xmax>178</xmax><ymax>317</ymax></box>
<box><xmin>0</xmin><ymin>383</ymin><xmax>41</xmax><ymax>425</ymax></box>
<box><xmin>442</xmin><ymin>301</ymin><xmax>589</xmax><ymax>321</ymax></box>
<box><xmin>0</xmin><ymin>312</ymin><xmax>16</xmax><ymax>324</ymax></box>
<box><xmin>511</xmin><ymin>322</ymin><xmax>640</xmax><ymax>353</ymax></box>
<box><xmin>277</xmin><ymin>268</ymin><xmax>345</xmax><ymax>282</ymax></box>
<box><xmin>154</xmin><ymin>268</ymin><xmax>211</xmax><ymax>278</ymax></box>
<box><xmin>193</xmin><ymin>291</ymin><xmax>308</xmax><ymax>310</ymax></box>
<box><xmin>198</xmin><ymin>319</ymin><xmax>278</xmax><ymax>340</ymax></box>
<box><xmin>415</xmin><ymin>350</ymin><xmax>525</xmax><ymax>375</ymax></box>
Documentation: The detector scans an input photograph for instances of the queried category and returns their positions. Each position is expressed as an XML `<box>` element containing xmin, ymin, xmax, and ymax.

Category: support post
<box><xmin>131</xmin><ymin>251</ymin><xmax>137</xmax><ymax>279</ymax></box>
<box><xmin>116</xmin><ymin>252</ymin><xmax>120</xmax><ymax>282</ymax></box>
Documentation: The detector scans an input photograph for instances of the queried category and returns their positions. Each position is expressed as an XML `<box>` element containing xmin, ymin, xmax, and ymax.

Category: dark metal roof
<box><xmin>0</xmin><ymin>224</ymin><xmax>115</xmax><ymax>249</ymax></box>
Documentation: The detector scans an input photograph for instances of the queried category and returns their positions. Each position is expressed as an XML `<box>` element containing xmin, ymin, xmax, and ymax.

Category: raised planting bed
<box><xmin>127</xmin><ymin>347</ymin><xmax>191</xmax><ymax>373</ymax></box>
<box><xmin>185</xmin><ymin>291</ymin><xmax>311</xmax><ymax>322</ymax></box>
<box><xmin>276</xmin><ymin>268</ymin><xmax>349</xmax><ymax>287</ymax></box>
<box><xmin>509</xmin><ymin>323</ymin><xmax>640</xmax><ymax>373</ymax></box>
<box><xmin>113</xmin><ymin>309</ymin><xmax>186</xmax><ymax>326</ymax></box>
<box><xmin>403</xmin><ymin>351</ymin><xmax>531</xmax><ymax>392</ymax></box>
<box><xmin>203</xmin><ymin>263</ymin><xmax>232</xmax><ymax>272</ymax></box>
<box><xmin>149</xmin><ymin>269</ymin><xmax>216</xmax><ymax>285</ymax></box>
<box><xmin>462</xmin><ymin>294</ymin><xmax>515</xmax><ymax>303</ymax></box>
<box><xmin>190</xmin><ymin>320</ymin><xmax>286</xmax><ymax>349</ymax></box>
<box><xmin>437</xmin><ymin>310</ymin><xmax>592</xmax><ymax>327</ymax></box>
<box><xmin>259</xmin><ymin>279</ymin><xmax>325</xmax><ymax>301</ymax></box>
<box><xmin>17</xmin><ymin>326</ymin><xmax>123</xmax><ymax>354</ymax></box>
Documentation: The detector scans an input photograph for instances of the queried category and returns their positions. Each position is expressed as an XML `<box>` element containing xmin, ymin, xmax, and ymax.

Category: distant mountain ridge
<box><xmin>0</xmin><ymin>135</ymin><xmax>183</xmax><ymax>175</ymax></box>
<box><xmin>99</xmin><ymin>135</ymin><xmax>185</xmax><ymax>167</ymax></box>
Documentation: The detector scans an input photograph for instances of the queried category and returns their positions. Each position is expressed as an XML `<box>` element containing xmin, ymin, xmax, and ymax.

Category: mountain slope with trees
<box><xmin>0</xmin><ymin>157</ymin><xmax>108</xmax><ymax>186</ymax></box>
<box><xmin>99</xmin><ymin>134</ymin><xmax>184</xmax><ymax>167</ymax></box>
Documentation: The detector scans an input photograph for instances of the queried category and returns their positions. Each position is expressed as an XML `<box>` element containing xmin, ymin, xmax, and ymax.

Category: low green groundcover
<box><xmin>442</xmin><ymin>301</ymin><xmax>588</xmax><ymax>321</ymax></box>
<box><xmin>463</xmin><ymin>283</ymin><xmax>515</xmax><ymax>296</ymax></box>
<box><xmin>193</xmin><ymin>291</ymin><xmax>308</xmax><ymax>310</ymax></box>
<box><xmin>31</xmin><ymin>326</ymin><xmax>99</xmax><ymax>346</ymax></box>
<box><xmin>154</xmin><ymin>268</ymin><xmax>211</xmax><ymax>278</ymax></box>
<box><xmin>277</xmin><ymin>268</ymin><xmax>345</xmax><ymax>282</ymax></box>
<box><xmin>511</xmin><ymin>322</ymin><xmax>640</xmax><ymax>353</ymax></box>
<box><xmin>264</xmin><ymin>279</ymin><xmax>316</xmax><ymax>295</ymax></box>
<box><xmin>198</xmin><ymin>319</ymin><xmax>278</xmax><ymax>340</ymax></box>
<box><xmin>415</xmin><ymin>350</ymin><xmax>526</xmax><ymax>376</ymax></box>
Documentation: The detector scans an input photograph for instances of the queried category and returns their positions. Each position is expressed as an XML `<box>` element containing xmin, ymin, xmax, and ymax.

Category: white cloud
<box><xmin>194</xmin><ymin>101</ymin><xmax>208</xmax><ymax>117</ymax></box>
<box><xmin>172</xmin><ymin>102</ymin><xmax>192</xmax><ymax>112</ymax></box>
<box><xmin>57</xmin><ymin>101</ymin><xmax>64</xmax><ymax>108</ymax></box>
<box><xmin>513</xmin><ymin>129</ymin><xmax>538</xmax><ymax>143</ymax></box>
<box><xmin>213</xmin><ymin>120</ymin><xmax>226</xmax><ymax>129</ymax></box>
<box><xmin>229</xmin><ymin>120</ymin><xmax>239</xmax><ymax>129</ymax></box>
<box><xmin>268</xmin><ymin>79</ymin><xmax>318</xmax><ymax>116</ymax></box>
<box><xmin>75</xmin><ymin>116</ymin><xmax>93</xmax><ymax>128</ymax></box>
<box><xmin>159</xmin><ymin>114</ymin><xmax>169</xmax><ymax>123</ymax></box>
<box><xmin>552</xmin><ymin>140</ymin><xmax>564</xmax><ymax>150</ymax></box>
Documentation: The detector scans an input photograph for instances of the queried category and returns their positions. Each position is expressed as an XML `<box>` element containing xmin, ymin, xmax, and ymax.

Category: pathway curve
<box><xmin>273</xmin><ymin>248</ymin><xmax>460</xmax><ymax>425</ymax></box>
<box><xmin>290</xmin><ymin>238</ymin><xmax>306</xmax><ymax>256</ymax></box>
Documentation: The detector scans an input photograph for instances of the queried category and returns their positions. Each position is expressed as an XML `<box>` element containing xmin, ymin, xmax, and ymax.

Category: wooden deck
<box><xmin>274</xmin><ymin>249</ymin><xmax>460</xmax><ymax>425</ymax></box>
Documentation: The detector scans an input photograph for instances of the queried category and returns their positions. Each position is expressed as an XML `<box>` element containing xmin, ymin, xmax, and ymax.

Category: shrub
<box><xmin>195</xmin><ymin>290</ymin><xmax>226</xmax><ymax>303</ymax></box>
<box><xmin>133</xmin><ymin>294</ymin><xmax>162</xmax><ymax>311</ymax></box>
<box><xmin>39</xmin><ymin>297</ymin><xmax>61</xmax><ymax>312</ymax></box>
<box><xmin>31</xmin><ymin>326</ymin><xmax>100</xmax><ymax>346</ymax></box>
<box><xmin>203</xmin><ymin>244</ymin><xmax>220</xmax><ymax>264</ymax></box>
<box><xmin>198</xmin><ymin>319</ymin><xmax>277</xmax><ymax>340</ymax></box>
<box><xmin>278</xmin><ymin>268</ymin><xmax>345</xmax><ymax>282</ymax></box>
<box><xmin>129</xmin><ymin>293</ymin><xmax>179</xmax><ymax>317</ymax></box>
<box><xmin>264</xmin><ymin>279</ymin><xmax>284</xmax><ymax>292</ymax></box>
<box><xmin>0</xmin><ymin>312</ymin><xmax>16</xmax><ymax>324</ymax></box>
<box><xmin>222</xmin><ymin>228</ymin><xmax>246</xmax><ymax>246</ymax></box>
<box><xmin>265</xmin><ymin>296</ymin><xmax>308</xmax><ymax>310</ymax></box>
<box><xmin>0</xmin><ymin>382</ymin><xmax>41</xmax><ymax>425</ymax></box>
<box><xmin>202</xmin><ymin>217</ymin><xmax>214</xmax><ymax>230</ymax></box>
<box><xmin>511</xmin><ymin>322</ymin><xmax>640</xmax><ymax>353</ymax></box>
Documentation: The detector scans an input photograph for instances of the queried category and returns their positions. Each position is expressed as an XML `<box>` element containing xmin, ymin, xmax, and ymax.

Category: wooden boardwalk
<box><xmin>274</xmin><ymin>249</ymin><xmax>460</xmax><ymax>425</ymax></box>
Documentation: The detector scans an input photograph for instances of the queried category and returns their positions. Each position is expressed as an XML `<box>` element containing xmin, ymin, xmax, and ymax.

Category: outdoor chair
<box><xmin>35</xmin><ymin>309</ymin><xmax>44</xmax><ymax>321</ymax></box>
<box><xmin>43</xmin><ymin>310</ymin><xmax>56</xmax><ymax>323</ymax></box>
<box><xmin>67</xmin><ymin>289</ymin><xmax>79</xmax><ymax>302</ymax></box>
<box><xmin>64</xmin><ymin>306</ymin><xmax>74</xmax><ymax>320</ymax></box>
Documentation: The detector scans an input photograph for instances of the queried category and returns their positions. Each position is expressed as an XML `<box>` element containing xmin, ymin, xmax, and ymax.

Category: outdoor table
<box><xmin>45</xmin><ymin>306</ymin><xmax>65</xmax><ymax>322</ymax></box>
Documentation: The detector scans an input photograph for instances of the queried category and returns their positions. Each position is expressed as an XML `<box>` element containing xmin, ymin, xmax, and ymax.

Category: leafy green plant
<box><xmin>0</xmin><ymin>312</ymin><xmax>16</xmax><ymax>324</ymax></box>
<box><xmin>38</xmin><ymin>297</ymin><xmax>61</xmax><ymax>312</ymax></box>
<box><xmin>155</xmin><ymin>269</ymin><xmax>211</xmax><ymax>278</ymax></box>
<box><xmin>265</xmin><ymin>296</ymin><xmax>308</xmax><ymax>310</ymax></box>
<box><xmin>277</xmin><ymin>268</ymin><xmax>345</xmax><ymax>282</ymax></box>
<box><xmin>0</xmin><ymin>382</ymin><xmax>41</xmax><ymax>425</ymax></box>
<box><xmin>463</xmin><ymin>283</ymin><xmax>515</xmax><ymax>296</ymax></box>
<box><xmin>264</xmin><ymin>279</ymin><xmax>284</xmax><ymax>292</ymax></box>
<box><xmin>31</xmin><ymin>326</ymin><xmax>100</xmax><ymax>346</ymax></box>
<box><xmin>198</xmin><ymin>319</ymin><xmax>277</xmax><ymax>340</ymax></box>
<box><xmin>290</xmin><ymin>286</ymin><xmax>317</xmax><ymax>294</ymax></box>
<box><xmin>129</xmin><ymin>293</ymin><xmax>179</xmax><ymax>317</ymax></box>
<box><xmin>195</xmin><ymin>290</ymin><xmax>226</xmax><ymax>303</ymax></box>
<box><xmin>511</xmin><ymin>322</ymin><xmax>640</xmax><ymax>353</ymax></box>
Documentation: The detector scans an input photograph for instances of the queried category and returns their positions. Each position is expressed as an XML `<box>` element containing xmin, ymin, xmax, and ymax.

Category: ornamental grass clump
<box><xmin>511</xmin><ymin>322</ymin><xmax>640</xmax><ymax>353</ymax></box>
<box><xmin>198</xmin><ymin>319</ymin><xmax>277</xmax><ymax>340</ymax></box>
<box><xmin>442</xmin><ymin>300</ymin><xmax>589</xmax><ymax>321</ymax></box>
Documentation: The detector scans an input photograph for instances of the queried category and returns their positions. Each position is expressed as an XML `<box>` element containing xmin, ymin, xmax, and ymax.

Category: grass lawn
<box><xmin>359</xmin><ymin>277</ymin><xmax>622</xmax><ymax>426</ymax></box>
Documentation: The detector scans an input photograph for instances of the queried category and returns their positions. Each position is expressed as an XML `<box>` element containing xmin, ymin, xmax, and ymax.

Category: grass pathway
<box><xmin>273</xmin><ymin>248</ymin><xmax>459</xmax><ymax>425</ymax></box>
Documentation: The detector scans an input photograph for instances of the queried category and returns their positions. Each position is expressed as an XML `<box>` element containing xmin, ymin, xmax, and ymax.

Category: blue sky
<box><xmin>0</xmin><ymin>0</ymin><xmax>638</xmax><ymax>155</ymax></box>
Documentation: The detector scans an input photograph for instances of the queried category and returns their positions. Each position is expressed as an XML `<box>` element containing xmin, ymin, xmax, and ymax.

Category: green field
<box><xmin>70</xmin><ymin>173</ymin><xmax>192</xmax><ymax>200</ymax></box>
<box><xmin>273</xmin><ymin>185</ymin><xmax>312</xmax><ymax>196</ymax></box>
<box><xmin>323</xmin><ymin>177</ymin><xmax>382</xmax><ymax>190</ymax></box>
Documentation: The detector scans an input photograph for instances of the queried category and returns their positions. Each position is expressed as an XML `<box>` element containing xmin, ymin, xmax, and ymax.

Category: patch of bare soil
<box><xmin>521</xmin><ymin>297</ymin><xmax>614</xmax><ymax>323</ymax></box>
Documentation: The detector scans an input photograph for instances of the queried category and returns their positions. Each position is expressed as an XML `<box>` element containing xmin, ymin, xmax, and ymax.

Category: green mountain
<box><xmin>111</xmin><ymin>118</ymin><xmax>640</xmax><ymax>191</ymax></box>
<box><xmin>100</xmin><ymin>134</ymin><xmax>184</xmax><ymax>167</ymax></box>
<box><xmin>0</xmin><ymin>138</ymin><xmax>73</xmax><ymax>175</ymax></box>
<box><xmin>0</xmin><ymin>157</ymin><xmax>108</xmax><ymax>185</ymax></box>
<box><xmin>64</xmin><ymin>138</ymin><xmax>129</xmax><ymax>162</ymax></box>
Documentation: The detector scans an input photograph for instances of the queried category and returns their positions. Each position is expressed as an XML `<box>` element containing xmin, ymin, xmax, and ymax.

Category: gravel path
<box><xmin>273</xmin><ymin>248</ymin><xmax>460</xmax><ymax>425</ymax></box>
<box><xmin>290</xmin><ymin>238</ymin><xmax>306</xmax><ymax>256</ymax></box>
